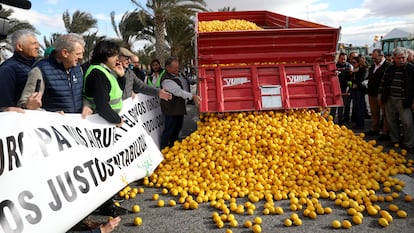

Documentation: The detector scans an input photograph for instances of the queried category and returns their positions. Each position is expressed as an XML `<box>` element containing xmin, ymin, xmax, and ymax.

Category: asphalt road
<box><xmin>83</xmin><ymin>104</ymin><xmax>414</xmax><ymax>233</ymax></box>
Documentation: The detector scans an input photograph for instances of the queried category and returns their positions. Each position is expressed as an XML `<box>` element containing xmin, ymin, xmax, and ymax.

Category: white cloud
<box><xmin>10</xmin><ymin>7</ymin><xmax>65</xmax><ymax>34</ymax></box>
<box><xmin>363</xmin><ymin>0</ymin><xmax>414</xmax><ymax>17</ymax></box>
<box><xmin>204</xmin><ymin>0</ymin><xmax>414</xmax><ymax>46</ymax></box>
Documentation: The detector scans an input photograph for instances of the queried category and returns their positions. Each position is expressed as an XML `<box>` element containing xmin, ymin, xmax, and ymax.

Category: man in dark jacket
<box><xmin>0</xmin><ymin>30</ymin><xmax>39</xmax><ymax>110</ymax></box>
<box><xmin>159</xmin><ymin>56</ymin><xmax>200</xmax><ymax>149</ymax></box>
<box><xmin>330</xmin><ymin>52</ymin><xmax>353</xmax><ymax>125</ymax></box>
<box><xmin>18</xmin><ymin>33</ymin><xmax>91</xmax><ymax>116</ymax></box>
<box><xmin>379</xmin><ymin>47</ymin><xmax>414</xmax><ymax>153</ymax></box>
<box><xmin>365</xmin><ymin>49</ymin><xmax>391</xmax><ymax>138</ymax></box>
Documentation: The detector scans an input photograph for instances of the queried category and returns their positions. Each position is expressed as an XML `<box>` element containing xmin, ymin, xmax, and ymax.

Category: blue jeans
<box><xmin>160</xmin><ymin>114</ymin><xmax>184</xmax><ymax>149</ymax></box>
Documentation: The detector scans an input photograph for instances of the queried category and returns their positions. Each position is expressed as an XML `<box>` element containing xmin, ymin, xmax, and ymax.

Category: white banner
<box><xmin>0</xmin><ymin>95</ymin><xmax>164</xmax><ymax>233</ymax></box>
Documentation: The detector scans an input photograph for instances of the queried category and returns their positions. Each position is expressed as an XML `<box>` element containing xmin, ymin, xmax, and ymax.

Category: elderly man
<box><xmin>379</xmin><ymin>47</ymin><xmax>414</xmax><ymax>153</ymax></box>
<box><xmin>365</xmin><ymin>49</ymin><xmax>391</xmax><ymax>138</ymax></box>
<box><xmin>0</xmin><ymin>29</ymin><xmax>39</xmax><ymax>110</ymax></box>
<box><xmin>117</xmin><ymin>47</ymin><xmax>171</xmax><ymax>101</ymax></box>
<box><xmin>18</xmin><ymin>33</ymin><xmax>91</xmax><ymax>116</ymax></box>
<box><xmin>159</xmin><ymin>56</ymin><xmax>200</xmax><ymax>149</ymax></box>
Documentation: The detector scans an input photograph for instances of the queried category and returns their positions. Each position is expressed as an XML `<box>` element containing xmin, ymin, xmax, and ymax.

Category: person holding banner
<box><xmin>83</xmin><ymin>40</ymin><xmax>125</xmax><ymax>127</ymax></box>
<box><xmin>159</xmin><ymin>56</ymin><xmax>200</xmax><ymax>149</ymax></box>
<box><xmin>0</xmin><ymin>29</ymin><xmax>39</xmax><ymax>110</ymax></box>
<box><xmin>69</xmin><ymin>216</ymin><xmax>121</xmax><ymax>233</ymax></box>
<box><xmin>18</xmin><ymin>33</ymin><xmax>92</xmax><ymax>116</ymax></box>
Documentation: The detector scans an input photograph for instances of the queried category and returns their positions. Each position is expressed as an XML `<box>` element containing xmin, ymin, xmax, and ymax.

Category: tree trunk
<box><xmin>154</xmin><ymin>15</ymin><xmax>167</xmax><ymax>66</ymax></box>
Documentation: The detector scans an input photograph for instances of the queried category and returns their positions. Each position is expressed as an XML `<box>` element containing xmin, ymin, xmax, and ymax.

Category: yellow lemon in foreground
<box><xmin>132</xmin><ymin>205</ymin><xmax>140</xmax><ymax>213</ymax></box>
<box><xmin>331</xmin><ymin>220</ymin><xmax>341</xmax><ymax>229</ymax></box>
<box><xmin>397</xmin><ymin>210</ymin><xmax>408</xmax><ymax>218</ymax></box>
<box><xmin>284</xmin><ymin>218</ymin><xmax>293</xmax><ymax>227</ymax></box>
<box><xmin>244</xmin><ymin>220</ymin><xmax>253</xmax><ymax>228</ymax></box>
<box><xmin>378</xmin><ymin>218</ymin><xmax>389</xmax><ymax>227</ymax></box>
<box><xmin>133</xmin><ymin>217</ymin><xmax>142</xmax><ymax>226</ymax></box>
<box><xmin>252</xmin><ymin>224</ymin><xmax>262</xmax><ymax>233</ymax></box>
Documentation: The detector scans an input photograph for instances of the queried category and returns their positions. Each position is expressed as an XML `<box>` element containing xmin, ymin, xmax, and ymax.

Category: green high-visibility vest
<box><xmin>147</xmin><ymin>69</ymin><xmax>165</xmax><ymax>88</ymax></box>
<box><xmin>84</xmin><ymin>65</ymin><xmax>123</xmax><ymax>112</ymax></box>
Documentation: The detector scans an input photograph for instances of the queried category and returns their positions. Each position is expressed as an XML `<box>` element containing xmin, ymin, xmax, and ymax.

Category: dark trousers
<box><xmin>160</xmin><ymin>114</ymin><xmax>184</xmax><ymax>149</ymax></box>
<box><xmin>350</xmin><ymin>89</ymin><xmax>365</xmax><ymax>128</ymax></box>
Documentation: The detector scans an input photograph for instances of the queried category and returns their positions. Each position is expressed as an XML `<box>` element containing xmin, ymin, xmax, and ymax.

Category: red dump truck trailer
<box><xmin>195</xmin><ymin>11</ymin><xmax>342</xmax><ymax>113</ymax></box>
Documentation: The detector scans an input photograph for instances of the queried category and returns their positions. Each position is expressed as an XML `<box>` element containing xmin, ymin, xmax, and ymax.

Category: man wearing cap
<box><xmin>117</xmin><ymin>47</ymin><xmax>172</xmax><ymax>101</ymax></box>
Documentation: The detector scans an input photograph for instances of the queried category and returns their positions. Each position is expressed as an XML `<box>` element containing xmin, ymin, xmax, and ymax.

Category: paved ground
<box><xmin>81</xmin><ymin>104</ymin><xmax>414</xmax><ymax>233</ymax></box>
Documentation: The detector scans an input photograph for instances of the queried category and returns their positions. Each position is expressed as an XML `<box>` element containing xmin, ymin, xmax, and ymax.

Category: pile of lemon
<box><xmin>198</xmin><ymin>19</ymin><xmax>263</xmax><ymax>32</ymax></box>
<box><xmin>142</xmin><ymin>109</ymin><xmax>412</xmax><ymax>231</ymax></box>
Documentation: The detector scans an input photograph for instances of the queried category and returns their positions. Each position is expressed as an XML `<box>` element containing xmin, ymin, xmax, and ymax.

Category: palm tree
<box><xmin>130</xmin><ymin>0</ymin><xmax>206</xmax><ymax>65</ymax></box>
<box><xmin>62</xmin><ymin>10</ymin><xmax>97</xmax><ymax>34</ymax></box>
<box><xmin>166</xmin><ymin>15</ymin><xmax>195</xmax><ymax>66</ymax></box>
<box><xmin>60</xmin><ymin>10</ymin><xmax>102</xmax><ymax>62</ymax></box>
<box><xmin>217</xmin><ymin>6</ymin><xmax>236</xmax><ymax>12</ymax></box>
<box><xmin>110</xmin><ymin>10</ymin><xmax>154</xmax><ymax>48</ymax></box>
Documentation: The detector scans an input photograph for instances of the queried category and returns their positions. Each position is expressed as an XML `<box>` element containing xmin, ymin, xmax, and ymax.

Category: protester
<box><xmin>0</xmin><ymin>29</ymin><xmax>39</xmax><ymax>109</ymax></box>
<box><xmin>330</xmin><ymin>52</ymin><xmax>353</xmax><ymax>125</ymax></box>
<box><xmin>130</xmin><ymin>54</ymin><xmax>146</xmax><ymax>81</ymax></box>
<box><xmin>145</xmin><ymin>59</ymin><xmax>164</xmax><ymax>88</ymax></box>
<box><xmin>349</xmin><ymin>56</ymin><xmax>368</xmax><ymax>129</ymax></box>
<box><xmin>159</xmin><ymin>56</ymin><xmax>200</xmax><ymax>149</ymax></box>
<box><xmin>83</xmin><ymin>40</ymin><xmax>124</xmax><ymax>127</ymax></box>
<box><xmin>379</xmin><ymin>47</ymin><xmax>414</xmax><ymax>153</ymax></box>
<box><xmin>18</xmin><ymin>33</ymin><xmax>91</xmax><ymax>116</ymax></box>
<box><xmin>407</xmin><ymin>48</ymin><xmax>414</xmax><ymax>64</ymax></box>
<box><xmin>117</xmin><ymin>47</ymin><xmax>171</xmax><ymax>101</ymax></box>
<box><xmin>69</xmin><ymin>216</ymin><xmax>121</xmax><ymax>233</ymax></box>
<box><xmin>365</xmin><ymin>49</ymin><xmax>391</xmax><ymax>139</ymax></box>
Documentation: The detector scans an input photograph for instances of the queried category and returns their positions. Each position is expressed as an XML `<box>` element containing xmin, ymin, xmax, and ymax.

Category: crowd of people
<box><xmin>0</xmin><ymin>29</ymin><xmax>199</xmax><ymax>232</ymax></box>
<box><xmin>331</xmin><ymin>47</ymin><xmax>414</xmax><ymax>154</ymax></box>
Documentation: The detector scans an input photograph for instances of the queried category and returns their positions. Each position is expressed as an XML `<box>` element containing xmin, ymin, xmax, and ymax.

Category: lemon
<box><xmin>157</xmin><ymin>200</ymin><xmax>165</xmax><ymax>207</ymax></box>
<box><xmin>342</xmin><ymin>220</ymin><xmax>352</xmax><ymax>229</ymax></box>
<box><xmin>152</xmin><ymin>193</ymin><xmax>159</xmax><ymax>200</ymax></box>
<box><xmin>168</xmin><ymin>200</ymin><xmax>177</xmax><ymax>206</ymax></box>
<box><xmin>132</xmin><ymin>205</ymin><xmax>140</xmax><ymax>213</ymax></box>
<box><xmin>284</xmin><ymin>218</ymin><xmax>293</xmax><ymax>227</ymax></box>
<box><xmin>253</xmin><ymin>216</ymin><xmax>262</xmax><ymax>224</ymax></box>
<box><xmin>378</xmin><ymin>217</ymin><xmax>389</xmax><ymax>227</ymax></box>
<box><xmin>397</xmin><ymin>210</ymin><xmax>408</xmax><ymax>218</ymax></box>
<box><xmin>352</xmin><ymin>215</ymin><xmax>363</xmax><ymax>225</ymax></box>
<box><xmin>293</xmin><ymin>218</ymin><xmax>303</xmax><ymax>226</ymax></box>
<box><xmin>244</xmin><ymin>220</ymin><xmax>253</xmax><ymax>228</ymax></box>
<box><xmin>252</xmin><ymin>224</ymin><xmax>262</xmax><ymax>233</ymax></box>
<box><xmin>331</xmin><ymin>220</ymin><xmax>341</xmax><ymax>229</ymax></box>
<box><xmin>133</xmin><ymin>217</ymin><xmax>142</xmax><ymax>226</ymax></box>
<box><xmin>229</xmin><ymin>219</ymin><xmax>238</xmax><ymax>227</ymax></box>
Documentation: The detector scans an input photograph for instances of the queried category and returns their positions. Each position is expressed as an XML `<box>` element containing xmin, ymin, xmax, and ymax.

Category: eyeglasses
<box><xmin>351</xmin><ymin>61</ymin><xmax>358</xmax><ymax>64</ymax></box>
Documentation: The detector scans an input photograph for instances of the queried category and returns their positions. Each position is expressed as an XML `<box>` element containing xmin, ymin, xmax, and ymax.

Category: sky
<box><xmin>3</xmin><ymin>0</ymin><xmax>414</xmax><ymax>50</ymax></box>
